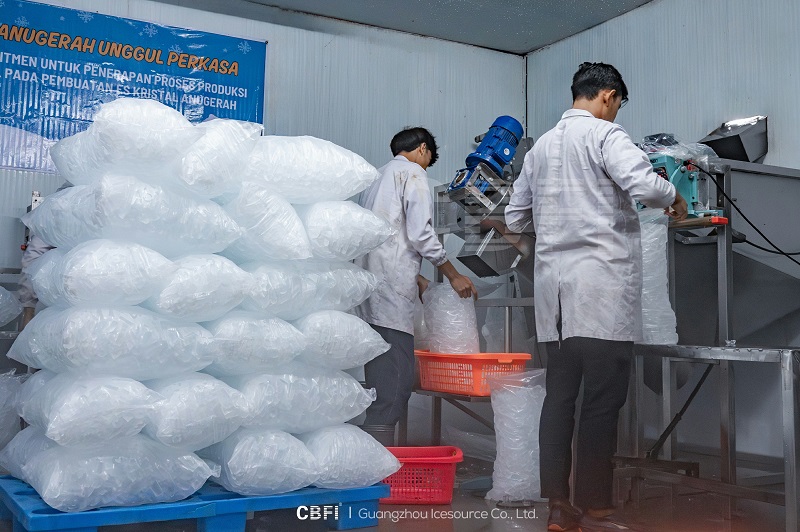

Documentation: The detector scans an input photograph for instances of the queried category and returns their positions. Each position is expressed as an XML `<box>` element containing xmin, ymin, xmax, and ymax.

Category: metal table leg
<box><xmin>634</xmin><ymin>354</ymin><xmax>645</xmax><ymax>459</ymax></box>
<box><xmin>719</xmin><ymin>361</ymin><xmax>736</xmax><ymax>485</ymax></box>
<box><xmin>783</xmin><ymin>350</ymin><xmax>800</xmax><ymax>532</ymax></box>
<box><xmin>661</xmin><ymin>357</ymin><xmax>677</xmax><ymax>460</ymax></box>
<box><xmin>432</xmin><ymin>396</ymin><xmax>442</xmax><ymax>445</ymax></box>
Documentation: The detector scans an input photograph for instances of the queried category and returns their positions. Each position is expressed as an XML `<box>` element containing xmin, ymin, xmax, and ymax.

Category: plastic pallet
<box><xmin>0</xmin><ymin>476</ymin><xmax>389</xmax><ymax>532</ymax></box>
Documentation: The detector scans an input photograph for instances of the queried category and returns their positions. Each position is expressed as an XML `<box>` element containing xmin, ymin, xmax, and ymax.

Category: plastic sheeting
<box><xmin>198</xmin><ymin>428</ymin><xmax>319</xmax><ymax>496</ymax></box>
<box><xmin>242</xmin><ymin>135</ymin><xmax>378</xmax><ymax>204</ymax></box>
<box><xmin>8</xmin><ymin>306</ymin><xmax>214</xmax><ymax>380</ymax></box>
<box><xmin>486</xmin><ymin>370</ymin><xmax>546</xmax><ymax>502</ymax></box>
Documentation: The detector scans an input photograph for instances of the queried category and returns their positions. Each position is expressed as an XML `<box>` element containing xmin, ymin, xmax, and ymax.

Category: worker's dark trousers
<box><xmin>363</xmin><ymin>325</ymin><xmax>415</xmax><ymax>427</ymax></box>
<box><xmin>539</xmin><ymin>336</ymin><xmax>633</xmax><ymax>510</ymax></box>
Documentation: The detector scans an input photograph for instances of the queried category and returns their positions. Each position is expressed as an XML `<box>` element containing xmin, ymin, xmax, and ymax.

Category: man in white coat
<box><xmin>355</xmin><ymin>127</ymin><xmax>476</xmax><ymax>445</ymax></box>
<box><xmin>505</xmin><ymin>62</ymin><xmax>687</xmax><ymax>531</ymax></box>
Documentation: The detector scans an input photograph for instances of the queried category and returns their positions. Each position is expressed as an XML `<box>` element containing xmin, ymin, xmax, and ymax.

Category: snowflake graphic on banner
<box><xmin>0</xmin><ymin>2</ymin><xmax>5</xmax><ymax>9</ymax></box>
<box><xmin>77</xmin><ymin>11</ymin><xmax>94</xmax><ymax>23</ymax></box>
<box><xmin>238</xmin><ymin>41</ymin><xmax>251</xmax><ymax>54</ymax></box>
<box><xmin>14</xmin><ymin>16</ymin><xmax>28</xmax><ymax>27</ymax></box>
<box><xmin>143</xmin><ymin>24</ymin><xmax>158</xmax><ymax>38</ymax></box>
<box><xmin>169</xmin><ymin>44</ymin><xmax>183</xmax><ymax>54</ymax></box>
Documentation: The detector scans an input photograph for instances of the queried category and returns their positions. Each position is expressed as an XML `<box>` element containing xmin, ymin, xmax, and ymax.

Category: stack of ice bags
<box><xmin>204</xmin><ymin>121</ymin><xmax>400</xmax><ymax>496</ymax></box>
<box><xmin>5</xmin><ymin>97</ymin><xmax>399</xmax><ymax>510</ymax></box>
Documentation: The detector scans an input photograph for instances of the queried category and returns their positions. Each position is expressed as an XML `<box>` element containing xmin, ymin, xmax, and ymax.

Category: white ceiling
<box><xmin>152</xmin><ymin>0</ymin><xmax>655</xmax><ymax>55</ymax></box>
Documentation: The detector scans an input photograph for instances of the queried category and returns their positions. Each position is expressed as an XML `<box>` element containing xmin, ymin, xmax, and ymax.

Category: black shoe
<box><xmin>547</xmin><ymin>501</ymin><xmax>582</xmax><ymax>531</ymax></box>
<box><xmin>579</xmin><ymin>512</ymin><xmax>639</xmax><ymax>531</ymax></box>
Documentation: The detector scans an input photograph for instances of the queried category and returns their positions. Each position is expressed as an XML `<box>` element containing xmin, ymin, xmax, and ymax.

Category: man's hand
<box><xmin>666</xmin><ymin>192</ymin><xmax>688</xmax><ymax>221</ymax></box>
<box><xmin>449</xmin><ymin>273</ymin><xmax>477</xmax><ymax>300</ymax></box>
<box><xmin>437</xmin><ymin>260</ymin><xmax>478</xmax><ymax>300</ymax></box>
<box><xmin>416</xmin><ymin>275</ymin><xmax>430</xmax><ymax>301</ymax></box>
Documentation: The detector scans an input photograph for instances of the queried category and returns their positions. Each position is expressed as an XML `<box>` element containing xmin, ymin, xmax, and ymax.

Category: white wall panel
<box><xmin>526</xmin><ymin>0</ymin><xmax>798</xmax><ymax>169</ymax></box>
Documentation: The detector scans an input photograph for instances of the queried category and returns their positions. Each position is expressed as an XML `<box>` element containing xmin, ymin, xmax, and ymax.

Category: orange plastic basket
<box><xmin>415</xmin><ymin>351</ymin><xmax>531</xmax><ymax>396</ymax></box>
<box><xmin>381</xmin><ymin>446</ymin><xmax>463</xmax><ymax>504</ymax></box>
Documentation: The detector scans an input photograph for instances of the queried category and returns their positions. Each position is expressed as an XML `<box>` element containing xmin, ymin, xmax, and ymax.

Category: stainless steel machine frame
<box><xmin>622</xmin><ymin>345</ymin><xmax>800</xmax><ymax>531</ymax></box>
<box><xmin>621</xmin><ymin>163</ymin><xmax>800</xmax><ymax>531</ymax></box>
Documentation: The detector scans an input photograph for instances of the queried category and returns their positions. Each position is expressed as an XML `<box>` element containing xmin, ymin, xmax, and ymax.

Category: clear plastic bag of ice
<box><xmin>23</xmin><ymin>433</ymin><xmax>215</xmax><ymax>512</ymax></box>
<box><xmin>295</xmin><ymin>310</ymin><xmax>389</xmax><ymax>370</ymax></box>
<box><xmin>0</xmin><ymin>426</ymin><xmax>58</xmax><ymax>481</ymax></box>
<box><xmin>179</xmin><ymin>118</ymin><xmax>263</xmax><ymax>198</ymax></box>
<box><xmin>299</xmin><ymin>424</ymin><xmax>400</xmax><ymax>489</ymax></box>
<box><xmin>242</xmin><ymin>260</ymin><xmax>378</xmax><ymax>320</ymax></box>
<box><xmin>486</xmin><ymin>370</ymin><xmax>546</xmax><ymax>502</ymax></box>
<box><xmin>297</xmin><ymin>201</ymin><xmax>394</xmax><ymax>261</ymax></box>
<box><xmin>29</xmin><ymin>240</ymin><xmax>175</xmax><ymax>307</ymax></box>
<box><xmin>242</xmin><ymin>135</ymin><xmax>378</xmax><ymax>204</ymax></box>
<box><xmin>203</xmin><ymin>311</ymin><xmax>306</xmax><ymax>377</ymax></box>
<box><xmin>0</xmin><ymin>287</ymin><xmax>22</xmax><ymax>327</ymax></box>
<box><xmin>49</xmin><ymin>98</ymin><xmax>204</xmax><ymax>186</ymax></box>
<box><xmin>423</xmin><ymin>281</ymin><xmax>480</xmax><ymax>353</ymax></box>
<box><xmin>224</xmin><ymin>362</ymin><xmax>375</xmax><ymax>433</ymax></box>
<box><xmin>16</xmin><ymin>370</ymin><xmax>161</xmax><ymax>446</ymax></box>
<box><xmin>22</xmin><ymin>175</ymin><xmax>243</xmax><ymax>257</ymax></box>
<box><xmin>222</xmin><ymin>182</ymin><xmax>312</xmax><ymax>261</ymax></box>
<box><xmin>0</xmin><ymin>371</ymin><xmax>23</xmax><ymax>450</ymax></box>
<box><xmin>198</xmin><ymin>428</ymin><xmax>319</xmax><ymax>496</ymax></box>
<box><xmin>8</xmin><ymin>306</ymin><xmax>214</xmax><ymax>380</ymax></box>
<box><xmin>142</xmin><ymin>254</ymin><xmax>253</xmax><ymax>322</ymax></box>
<box><xmin>144</xmin><ymin>373</ymin><xmax>249</xmax><ymax>451</ymax></box>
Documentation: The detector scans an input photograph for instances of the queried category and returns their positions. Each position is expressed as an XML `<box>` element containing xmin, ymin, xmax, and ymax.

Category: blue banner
<box><xmin>0</xmin><ymin>0</ymin><xmax>266</xmax><ymax>171</ymax></box>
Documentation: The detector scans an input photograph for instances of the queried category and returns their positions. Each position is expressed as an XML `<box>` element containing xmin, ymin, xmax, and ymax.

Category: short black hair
<box><xmin>390</xmin><ymin>127</ymin><xmax>439</xmax><ymax>167</ymax></box>
<box><xmin>571</xmin><ymin>62</ymin><xmax>628</xmax><ymax>103</ymax></box>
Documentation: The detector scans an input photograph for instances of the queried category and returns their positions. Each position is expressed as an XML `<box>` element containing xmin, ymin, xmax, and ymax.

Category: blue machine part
<box><xmin>648</xmin><ymin>153</ymin><xmax>722</xmax><ymax>217</ymax></box>
<box><xmin>464</xmin><ymin>115</ymin><xmax>524</xmax><ymax>177</ymax></box>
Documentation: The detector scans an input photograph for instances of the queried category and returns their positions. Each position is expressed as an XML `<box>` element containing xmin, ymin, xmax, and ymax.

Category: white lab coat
<box><xmin>505</xmin><ymin>109</ymin><xmax>676</xmax><ymax>342</ymax></box>
<box><xmin>354</xmin><ymin>155</ymin><xmax>447</xmax><ymax>335</ymax></box>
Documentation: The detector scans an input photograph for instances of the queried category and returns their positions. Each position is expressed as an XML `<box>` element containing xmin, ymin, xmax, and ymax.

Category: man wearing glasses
<box><xmin>505</xmin><ymin>62</ymin><xmax>687</xmax><ymax>531</ymax></box>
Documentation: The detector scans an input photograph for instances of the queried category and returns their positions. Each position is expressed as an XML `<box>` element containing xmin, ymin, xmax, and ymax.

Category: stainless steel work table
<box><xmin>627</xmin><ymin>343</ymin><xmax>800</xmax><ymax>531</ymax></box>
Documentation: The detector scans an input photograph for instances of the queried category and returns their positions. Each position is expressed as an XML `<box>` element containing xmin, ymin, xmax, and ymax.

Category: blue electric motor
<box><xmin>465</xmin><ymin>115</ymin><xmax>524</xmax><ymax>177</ymax></box>
<box><xmin>447</xmin><ymin>116</ymin><xmax>524</xmax><ymax>214</ymax></box>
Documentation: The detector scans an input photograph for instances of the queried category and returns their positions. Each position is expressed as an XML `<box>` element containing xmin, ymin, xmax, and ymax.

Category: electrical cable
<box><xmin>743</xmin><ymin>240</ymin><xmax>800</xmax><ymax>256</ymax></box>
<box><xmin>686</xmin><ymin>161</ymin><xmax>800</xmax><ymax>268</ymax></box>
